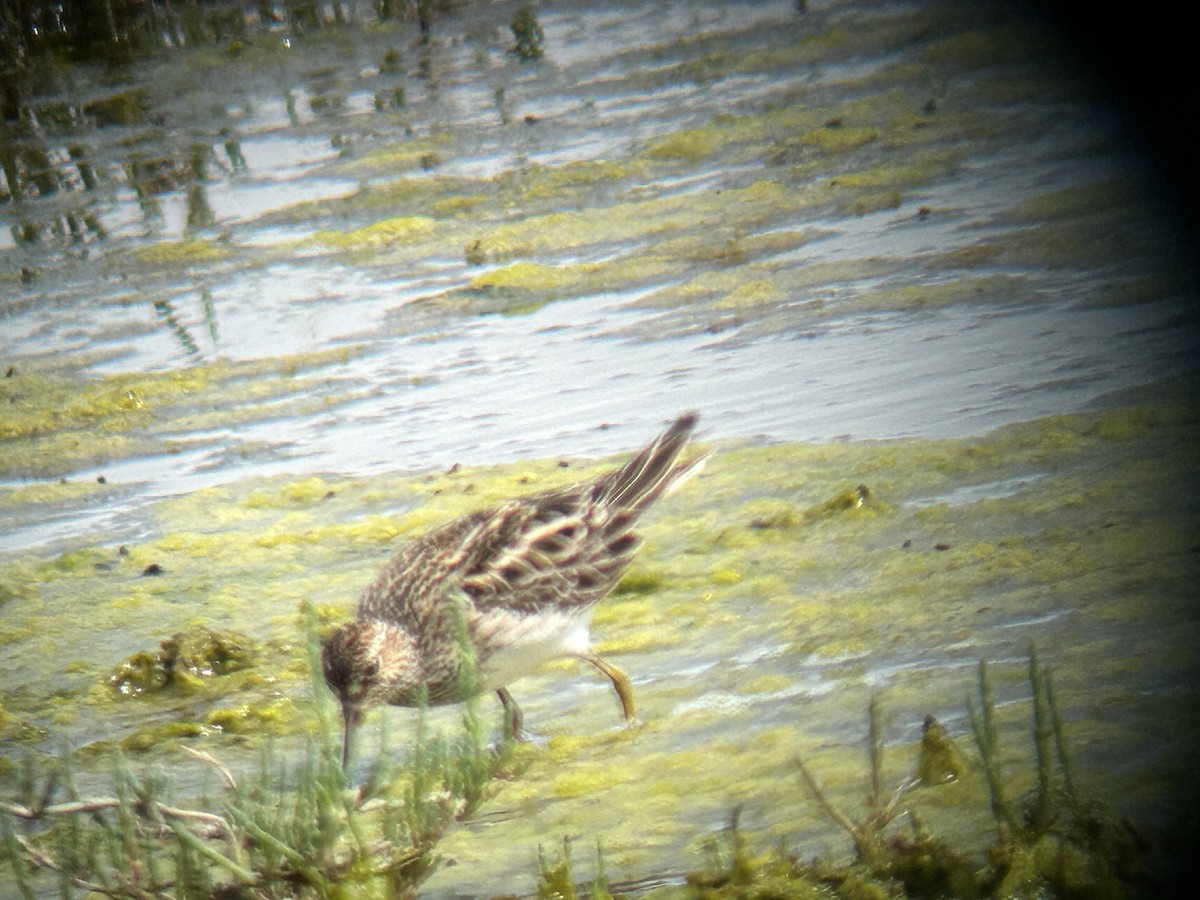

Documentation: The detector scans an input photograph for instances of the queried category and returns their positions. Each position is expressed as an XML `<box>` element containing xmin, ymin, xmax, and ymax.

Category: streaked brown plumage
<box><xmin>321</xmin><ymin>412</ymin><xmax>706</xmax><ymax>766</ymax></box>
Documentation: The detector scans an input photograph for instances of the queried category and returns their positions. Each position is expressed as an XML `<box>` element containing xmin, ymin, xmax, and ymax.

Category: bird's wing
<box><xmin>459</xmin><ymin>412</ymin><xmax>704</xmax><ymax>614</ymax></box>
<box><xmin>457</xmin><ymin>489</ymin><xmax>624</xmax><ymax>615</ymax></box>
<box><xmin>356</xmin><ymin>412</ymin><xmax>703</xmax><ymax>626</ymax></box>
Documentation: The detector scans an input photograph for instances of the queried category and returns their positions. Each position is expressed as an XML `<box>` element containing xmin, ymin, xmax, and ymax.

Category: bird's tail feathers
<box><xmin>600</xmin><ymin>412</ymin><xmax>705</xmax><ymax>512</ymax></box>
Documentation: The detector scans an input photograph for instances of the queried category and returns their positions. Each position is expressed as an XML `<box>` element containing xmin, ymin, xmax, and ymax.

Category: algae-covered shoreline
<box><xmin>3</xmin><ymin>377</ymin><xmax>1198</xmax><ymax>894</ymax></box>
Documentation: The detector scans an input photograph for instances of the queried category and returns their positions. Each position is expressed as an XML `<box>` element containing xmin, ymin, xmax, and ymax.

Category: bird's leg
<box><xmin>580</xmin><ymin>652</ymin><xmax>637</xmax><ymax>721</ymax></box>
<box><xmin>496</xmin><ymin>687</ymin><xmax>525</xmax><ymax>740</ymax></box>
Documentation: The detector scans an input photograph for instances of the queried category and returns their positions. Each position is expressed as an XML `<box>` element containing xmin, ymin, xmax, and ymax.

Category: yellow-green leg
<box><xmin>581</xmin><ymin>652</ymin><xmax>637</xmax><ymax>721</ymax></box>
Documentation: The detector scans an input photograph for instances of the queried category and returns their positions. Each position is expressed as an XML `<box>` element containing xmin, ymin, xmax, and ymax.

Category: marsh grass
<box><xmin>537</xmin><ymin>836</ymin><xmax>612</xmax><ymax>900</ymax></box>
<box><xmin>0</xmin><ymin>607</ymin><xmax>517</xmax><ymax>898</ymax></box>
<box><xmin>1</xmin><ymin>635</ymin><xmax>1151</xmax><ymax>898</ymax></box>
<box><xmin>537</xmin><ymin>649</ymin><xmax>1147</xmax><ymax>899</ymax></box>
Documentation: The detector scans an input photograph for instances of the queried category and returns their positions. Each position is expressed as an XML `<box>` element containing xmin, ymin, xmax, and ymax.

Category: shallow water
<box><xmin>2</xmin><ymin>0</ymin><xmax>1194</xmax><ymax>550</ymax></box>
<box><xmin>2</xmin><ymin>0</ymin><xmax>1198</xmax><ymax>895</ymax></box>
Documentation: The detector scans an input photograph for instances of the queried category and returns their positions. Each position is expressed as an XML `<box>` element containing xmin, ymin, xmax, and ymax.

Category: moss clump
<box><xmin>465</xmin><ymin>180</ymin><xmax>790</xmax><ymax>262</ymax></box>
<box><xmin>873</xmin><ymin>274</ymin><xmax>1029</xmax><ymax>312</ymax></box>
<box><xmin>467</xmin><ymin>261</ymin><xmax>571</xmax><ymax>292</ymax></box>
<box><xmin>828</xmin><ymin>147</ymin><xmax>964</xmax><ymax>193</ymax></box>
<box><xmin>999</xmin><ymin>177</ymin><xmax>1142</xmax><ymax>223</ymax></box>
<box><xmin>919</xmin><ymin>24</ymin><xmax>1056</xmax><ymax>70</ymax></box>
<box><xmin>0</xmin><ymin>350</ymin><xmax>362</xmax><ymax>478</ymax></box>
<box><xmin>738</xmin><ymin>674</ymin><xmax>794</xmax><ymax>695</ymax></box>
<box><xmin>804</xmin><ymin>484</ymin><xmax>874</xmax><ymax>521</ymax></box>
<box><xmin>743</xmin><ymin>498</ymin><xmax>803</xmax><ymax>530</ymax></box>
<box><xmin>119</xmin><ymin>720</ymin><xmax>207</xmax><ymax>753</ymax></box>
<box><xmin>841</xmin><ymin>189</ymin><xmax>902</xmax><ymax>216</ymax></box>
<box><xmin>645</xmin><ymin>127</ymin><xmax>726</xmax><ymax>163</ymax></box>
<box><xmin>50</xmin><ymin>547</ymin><xmax>112</xmax><ymax>573</ymax></box>
<box><xmin>801</xmin><ymin>125</ymin><xmax>880</xmax><ymax>154</ymax></box>
<box><xmin>502</xmin><ymin>160</ymin><xmax>639</xmax><ymax>203</ymax></box>
<box><xmin>336</xmin><ymin>134</ymin><xmax>454</xmax><ymax>178</ymax></box>
<box><xmin>308</xmin><ymin>215</ymin><xmax>438</xmax><ymax>250</ymax></box>
<box><xmin>109</xmin><ymin>626</ymin><xmax>257</xmax><ymax>697</ymax></box>
<box><xmin>0</xmin><ymin>479</ymin><xmax>105</xmax><ymax>509</ymax></box>
<box><xmin>128</xmin><ymin>239</ymin><xmax>230</xmax><ymax>267</ymax></box>
<box><xmin>916</xmin><ymin>714</ymin><xmax>967</xmax><ymax>786</ymax></box>
<box><xmin>612</xmin><ymin>569</ymin><xmax>667</xmax><ymax>596</ymax></box>
<box><xmin>0</xmin><ymin>371</ymin><xmax>194</xmax><ymax>443</ymax></box>
<box><xmin>510</xmin><ymin>5</ymin><xmax>546</xmax><ymax>61</ymax></box>
<box><xmin>205</xmin><ymin>698</ymin><xmax>295</xmax><ymax>735</ymax></box>
<box><xmin>715</xmin><ymin>279</ymin><xmax>784</xmax><ymax>310</ymax></box>
<box><xmin>278</xmin><ymin>476</ymin><xmax>337</xmax><ymax>506</ymax></box>
<box><xmin>431</xmin><ymin>193</ymin><xmax>489</xmax><ymax>217</ymax></box>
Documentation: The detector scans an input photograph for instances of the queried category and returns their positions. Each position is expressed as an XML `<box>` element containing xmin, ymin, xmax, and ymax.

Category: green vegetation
<box><xmin>510</xmin><ymin>5</ymin><xmax>546</xmax><ymax>61</ymax></box>
<box><xmin>2</xmin><ymin>645</ymin><xmax>1144</xmax><ymax>897</ymax></box>
<box><xmin>108</xmin><ymin>625</ymin><xmax>258</xmax><ymax>697</ymax></box>
<box><xmin>1</xmin><ymin>390</ymin><xmax>1194</xmax><ymax>893</ymax></box>
<box><xmin>0</xmin><ymin>347</ymin><xmax>364</xmax><ymax>479</ymax></box>
<box><xmin>2</xmin><ymin>0</ymin><xmax>1195</xmax><ymax>892</ymax></box>
<box><xmin>1</xmin><ymin>386</ymin><xmax>1195</xmax><ymax>893</ymax></box>
<box><xmin>0</xmin><ymin>610</ymin><xmax>520</xmax><ymax>897</ymax></box>
<box><xmin>534</xmin><ymin>652</ymin><xmax>1144</xmax><ymax>900</ymax></box>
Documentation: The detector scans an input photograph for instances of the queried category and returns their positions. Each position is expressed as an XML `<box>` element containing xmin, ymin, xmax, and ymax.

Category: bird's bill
<box><xmin>340</xmin><ymin>699</ymin><xmax>363</xmax><ymax>770</ymax></box>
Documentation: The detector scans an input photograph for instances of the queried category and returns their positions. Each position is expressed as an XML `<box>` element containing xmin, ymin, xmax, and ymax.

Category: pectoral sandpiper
<box><xmin>321</xmin><ymin>412</ymin><xmax>706</xmax><ymax>766</ymax></box>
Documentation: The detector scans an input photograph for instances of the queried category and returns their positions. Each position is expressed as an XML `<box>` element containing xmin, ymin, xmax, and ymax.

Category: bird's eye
<box><xmin>363</xmin><ymin>661</ymin><xmax>379</xmax><ymax>679</ymax></box>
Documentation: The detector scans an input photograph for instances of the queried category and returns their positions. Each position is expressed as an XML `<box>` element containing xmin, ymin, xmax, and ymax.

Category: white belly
<box><xmin>474</xmin><ymin>608</ymin><xmax>593</xmax><ymax>691</ymax></box>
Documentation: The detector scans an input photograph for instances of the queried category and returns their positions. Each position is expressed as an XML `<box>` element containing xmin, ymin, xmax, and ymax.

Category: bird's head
<box><xmin>320</xmin><ymin>620</ymin><xmax>412</xmax><ymax>769</ymax></box>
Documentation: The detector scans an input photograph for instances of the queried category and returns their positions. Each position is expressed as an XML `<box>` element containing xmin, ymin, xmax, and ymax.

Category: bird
<box><xmin>321</xmin><ymin>412</ymin><xmax>706</xmax><ymax>767</ymax></box>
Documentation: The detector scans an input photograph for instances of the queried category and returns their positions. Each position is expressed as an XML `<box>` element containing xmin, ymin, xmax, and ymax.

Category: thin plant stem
<box><xmin>166</xmin><ymin>818</ymin><xmax>256</xmax><ymax>884</ymax></box>
<box><xmin>968</xmin><ymin>658</ymin><xmax>1015</xmax><ymax>830</ymax></box>
<box><xmin>868</xmin><ymin>694</ymin><xmax>883</xmax><ymax>812</ymax></box>
<box><xmin>1044</xmin><ymin>666</ymin><xmax>1082</xmax><ymax>817</ymax></box>
<box><xmin>795</xmin><ymin>758</ymin><xmax>858</xmax><ymax>838</ymax></box>
<box><xmin>1029</xmin><ymin>647</ymin><xmax>1054</xmax><ymax>829</ymax></box>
